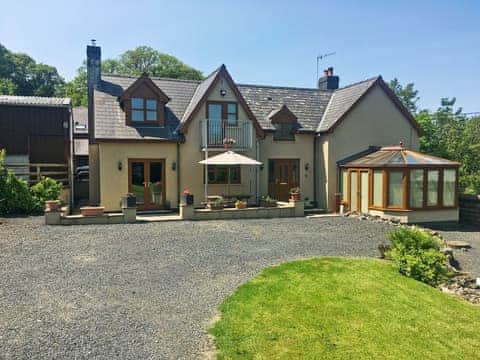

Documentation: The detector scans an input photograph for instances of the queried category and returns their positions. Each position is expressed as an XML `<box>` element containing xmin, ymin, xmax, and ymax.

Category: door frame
<box><xmin>347</xmin><ymin>169</ymin><xmax>371</xmax><ymax>213</ymax></box>
<box><xmin>268</xmin><ymin>158</ymin><xmax>300</xmax><ymax>201</ymax></box>
<box><xmin>128</xmin><ymin>158</ymin><xmax>166</xmax><ymax>210</ymax></box>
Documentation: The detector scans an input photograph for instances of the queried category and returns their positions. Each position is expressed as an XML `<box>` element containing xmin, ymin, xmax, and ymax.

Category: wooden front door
<box><xmin>128</xmin><ymin>159</ymin><xmax>166</xmax><ymax>210</ymax></box>
<box><xmin>269</xmin><ymin>159</ymin><xmax>300</xmax><ymax>201</ymax></box>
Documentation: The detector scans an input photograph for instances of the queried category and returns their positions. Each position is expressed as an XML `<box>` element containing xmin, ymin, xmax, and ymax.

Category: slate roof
<box><xmin>0</xmin><ymin>95</ymin><xmax>71</xmax><ymax>107</ymax></box>
<box><xmin>318</xmin><ymin>77</ymin><xmax>379</xmax><ymax>132</ymax></box>
<box><xmin>94</xmin><ymin>75</ymin><xmax>199</xmax><ymax>140</ymax></box>
<box><xmin>238</xmin><ymin>84</ymin><xmax>332</xmax><ymax>132</ymax></box>
<box><xmin>73</xmin><ymin>107</ymin><xmax>88</xmax><ymax>134</ymax></box>
<box><xmin>93</xmin><ymin>72</ymin><xmax>398</xmax><ymax>140</ymax></box>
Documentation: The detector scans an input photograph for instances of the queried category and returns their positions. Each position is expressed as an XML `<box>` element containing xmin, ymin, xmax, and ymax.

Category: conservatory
<box><xmin>339</xmin><ymin>145</ymin><xmax>460</xmax><ymax>223</ymax></box>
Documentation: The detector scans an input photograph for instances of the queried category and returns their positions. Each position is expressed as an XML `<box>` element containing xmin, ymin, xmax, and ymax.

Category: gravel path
<box><xmin>0</xmin><ymin>216</ymin><xmax>478</xmax><ymax>359</ymax></box>
<box><xmin>424</xmin><ymin>222</ymin><xmax>480</xmax><ymax>277</ymax></box>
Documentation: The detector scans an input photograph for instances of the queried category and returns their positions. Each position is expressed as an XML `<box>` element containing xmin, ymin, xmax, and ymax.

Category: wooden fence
<box><xmin>459</xmin><ymin>194</ymin><xmax>480</xmax><ymax>226</ymax></box>
<box><xmin>4</xmin><ymin>163</ymin><xmax>69</xmax><ymax>186</ymax></box>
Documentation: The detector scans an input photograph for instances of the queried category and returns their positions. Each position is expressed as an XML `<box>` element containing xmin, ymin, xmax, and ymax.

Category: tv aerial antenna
<box><xmin>316</xmin><ymin>52</ymin><xmax>336</xmax><ymax>83</ymax></box>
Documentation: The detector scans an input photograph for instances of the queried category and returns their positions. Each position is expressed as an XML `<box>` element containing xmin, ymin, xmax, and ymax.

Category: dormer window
<box><xmin>131</xmin><ymin>98</ymin><xmax>157</xmax><ymax>122</ymax></box>
<box><xmin>268</xmin><ymin>104</ymin><xmax>298</xmax><ymax>141</ymax></box>
<box><xmin>121</xmin><ymin>73</ymin><xmax>170</xmax><ymax>127</ymax></box>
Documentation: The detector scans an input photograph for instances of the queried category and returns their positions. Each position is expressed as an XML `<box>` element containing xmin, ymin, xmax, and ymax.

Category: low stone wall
<box><xmin>45</xmin><ymin>207</ymin><xmax>136</xmax><ymax>225</ymax></box>
<box><xmin>180</xmin><ymin>200</ymin><xmax>304</xmax><ymax>221</ymax></box>
<box><xmin>369</xmin><ymin>208</ymin><xmax>459</xmax><ymax>224</ymax></box>
<box><xmin>459</xmin><ymin>195</ymin><xmax>480</xmax><ymax>226</ymax></box>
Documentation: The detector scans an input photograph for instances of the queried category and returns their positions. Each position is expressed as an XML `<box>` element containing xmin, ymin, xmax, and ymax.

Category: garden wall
<box><xmin>459</xmin><ymin>195</ymin><xmax>480</xmax><ymax>226</ymax></box>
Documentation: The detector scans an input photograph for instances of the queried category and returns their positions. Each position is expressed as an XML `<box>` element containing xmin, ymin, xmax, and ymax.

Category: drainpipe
<box><xmin>176</xmin><ymin>141</ymin><xmax>181</xmax><ymax>208</ymax></box>
<box><xmin>256</xmin><ymin>138</ymin><xmax>260</xmax><ymax>203</ymax></box>
<box><xmin>313</xmin><ymin>134</ymin><xmax>317</xmax><ymax>208</ymax></box>
<box><xmin>67</xmin><ymin>105</ymin><xmax>74</xmax><ymax>213</ymax></box>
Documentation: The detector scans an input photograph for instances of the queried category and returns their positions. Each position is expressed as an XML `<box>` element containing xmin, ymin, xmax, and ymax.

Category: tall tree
<box><xmin>0</xmin><ymin>43</ymin><xmax>64</xmax><ymax>97</ymax></box>
<box><xmin>61</xmin><ymin>46</ymin><xmax>204</xmax><ymax>106</ymax></box>
<box><xmin>388</xmin><ymin>78</ymin><xmax>419</xmax><ymax>114</ymax></box>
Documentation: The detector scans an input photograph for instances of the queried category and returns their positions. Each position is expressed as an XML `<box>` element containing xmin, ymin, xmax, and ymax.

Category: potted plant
<box><xmin>45</xmin><ymin>200</ymin><xmax>60</xmax><ymax>212</ymax></box>
<box><xmin>207</xmin><ymin>198</ymin><xmax>224</xmax><ymax>210</ymax></box>
<box><xmin>80</xmin><ymin>206</ymin><xmax>105</xmax><ymax>217</ymax></box>
<box><xmin>182</xmin><ymin>189</ymin><xmax>194</xmax><ymax>205</ymax></box>
<box><xmin>290</xmin><ymin>187</ymin><xmax>301</xmax><ymax>201</ymax></box>
<box><xmin>260</xmin><ymin>195</ymin><xmax>277</xmax><ymax>208</ymax></box>
<box><xmin>121</xmin><ymin>193</ymin><xmax>136</xmax><ymax>208</ymax></box>
<box><xmin>223</xmin><ymin>137</ymin><xmax>236</xmax><ymax>150</ymax></box>
<box><xmin>235</xmin><ymin>199</ymin><xmax>247</xmax><ymax>209</ymax></box>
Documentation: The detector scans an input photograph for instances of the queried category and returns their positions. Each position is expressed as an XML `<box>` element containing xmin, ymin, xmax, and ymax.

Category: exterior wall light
<box><xmin>220</xmin><ymin>89</ymin><xmax>227</xmax><ymax>97</ymax></box>
<box><xmin>305</xmin><ymin>163</ymin><xmax>310</xmax><ymax>171</ymax></box>
<box><xmin>172</xmin><ymin>162</ymin><xmax>177</xmax><ymax>171</ymax></box>
<box><xmin>118</xmin><ymin>161</ymin><xmax>122</xmax><ymax>171</ymax></box>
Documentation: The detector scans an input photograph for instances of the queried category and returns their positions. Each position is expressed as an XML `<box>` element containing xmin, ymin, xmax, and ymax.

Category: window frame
<box><xmin>342</xmin><ymin>166</ymin><xmax>458</xmax><ymax>212</ymax></box>
<box><xmin>130</xmin><ymin>97</ymin><xmax>158</xmax><ymax>124</ymax></box>
<box><xmin>206</xmin><ymin>101</ymin><xmax>238</xmax><ymax>126</ymax></box>
<box><xmin>204</xmin><ymin>165</ymin><xmax>241</xmax><ymax>184</ymax></box>
<box><xmin>273</xmin><ymin>123</ymin><xmax>296</xmax><ymax>141</ymax></box>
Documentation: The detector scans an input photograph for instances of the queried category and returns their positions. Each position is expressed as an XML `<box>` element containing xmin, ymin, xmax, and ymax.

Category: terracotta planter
<box><xmin>45</xmin><ymin>200</ymin><xmax>59</xmax><ymax>212</ymax></box>
<box><xmin>80</xmin><ymin>206</ymin><xmax>105</xmax><ymax>217</ymax></box>
<box><xmin>290</xmin><ymin>193</ymin><xmax>301</xmax><ymax>201</ymax></box>
<box><xmin>235</xmin><ymin>202</ymin><xmax>247</xmax><ymax>209</ymax></box>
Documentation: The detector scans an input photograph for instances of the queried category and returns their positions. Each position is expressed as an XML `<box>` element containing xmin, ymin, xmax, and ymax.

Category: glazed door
<box><xmin>129</xmin><ymin>159</ymin><xmax>165</xmax><ymax>210</ymax></box>
<box><xmin>269</xmin><ymin>159</ymin><xmax>300</xmax><ymax>201</ymax></box>
<box><xmin>349</xmin><ymin>170</ymin><xmax>369</xmax><ymax>214</ymax></box>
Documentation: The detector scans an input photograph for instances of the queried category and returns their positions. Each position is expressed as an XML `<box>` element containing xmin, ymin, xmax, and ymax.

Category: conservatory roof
<box><xmin>340</xmin><ymin>146</ymin><xmax>460</xmax><ymax>168</ymax></box>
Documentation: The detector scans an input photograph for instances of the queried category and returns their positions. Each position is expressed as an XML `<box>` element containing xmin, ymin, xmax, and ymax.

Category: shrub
<box><xmin>30</xmin><ymin>177</ymin><xmax>62</xmax><ymax>212</ymax></box>
<box><xmin>386</xmin><ymin>227</ymin><xmax>448</xmax><ymax>286</ymax></box>
<box><xmin>0</xmin><ymin>149</ymin><xmax>62</xmax><ymax>215</ymax></box>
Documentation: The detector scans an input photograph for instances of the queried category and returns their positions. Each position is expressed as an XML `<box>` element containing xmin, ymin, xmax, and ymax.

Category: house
<box><xmin>86</xmin><ymin>43</ymin><xmax>457</xmax><ymax>222</ymax></box>
<box><xmin>0</xmin><ymin>95</ymin><xmax>72</xmax><ymax>193</ymax></box>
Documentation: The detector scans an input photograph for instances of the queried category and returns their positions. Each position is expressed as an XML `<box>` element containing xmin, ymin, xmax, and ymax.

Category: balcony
<box><xmin>200</xmin><ymin>119</ymin><xmax>253</xmax><ymax>150</ymax></box>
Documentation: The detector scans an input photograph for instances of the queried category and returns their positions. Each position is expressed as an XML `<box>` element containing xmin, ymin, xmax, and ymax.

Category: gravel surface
<box><xmin>0</xmin><ymin>216</ymin><xmax>477</xmax><ymax>359</ymax></box>
<box><xmin>424</xmin><ymin>222</ymin><xmax>480</xmax><ymax>277</ymax></box>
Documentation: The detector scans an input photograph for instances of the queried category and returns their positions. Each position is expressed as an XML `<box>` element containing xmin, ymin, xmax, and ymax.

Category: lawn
<box><xmin>211</xmin><ymin>258</ymin><xmax>480</xmax><ymax>359</ymax></box>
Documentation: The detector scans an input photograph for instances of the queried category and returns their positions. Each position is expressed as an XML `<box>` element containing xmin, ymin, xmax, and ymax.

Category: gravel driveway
<box><xmin>0</xmin><ymin>216</ymin><xmax>476</xmax><ymax>359</ymax></box>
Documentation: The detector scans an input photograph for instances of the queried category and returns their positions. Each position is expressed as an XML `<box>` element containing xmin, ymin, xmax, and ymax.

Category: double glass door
<box><xmin>129</xmin><ymin>159</ymin><xmax>165</xmax><ymax>210</ymax></box>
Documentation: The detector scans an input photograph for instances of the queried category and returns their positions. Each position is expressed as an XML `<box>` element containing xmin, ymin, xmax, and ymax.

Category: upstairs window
<box><xmin>273</xmin><ymin>123</ymin><xmax>296</xmax><ymax>141</ymax></box>
<box><xmin>131</xmin><ymin>98</ymin><xmax>157</xmax><ymax>123</ymax></box>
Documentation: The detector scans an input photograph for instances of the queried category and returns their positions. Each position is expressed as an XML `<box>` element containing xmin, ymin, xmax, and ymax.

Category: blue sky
<box><xmin>1</xmin><ymin>0</ymin><xmax>478</xmax><ymax>112</ymax></box>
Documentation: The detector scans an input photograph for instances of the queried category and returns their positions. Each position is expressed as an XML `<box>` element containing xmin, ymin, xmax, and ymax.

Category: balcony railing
<box><xmin>200</xmin><ymin>119</ymin><xmax>253</xmax><ymax>150</ymax></box>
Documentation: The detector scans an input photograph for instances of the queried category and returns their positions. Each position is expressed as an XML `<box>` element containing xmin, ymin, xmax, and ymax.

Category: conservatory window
<box><xmin>409</xmin><ymin>169</ymin><xmax>424</xmax><ymax>208</ymax></box>
<box><xmin>372</xmin><ymin>170</ymin><xmax>383</xmax><ymax>207</ymax></box>
<box><xmin>443</xmin><ymin>169</ymin><xmax>456</xmax><ymax>207</ymax></box>
<box><xmin>427</xmin><ymin>170</ymin><xmax>439</xmax><ymax>206</ymax></box>
<box><xmin>388</xmin><ymin>171</ymin><xmax>404</xmax><ymax>207</ymax></box>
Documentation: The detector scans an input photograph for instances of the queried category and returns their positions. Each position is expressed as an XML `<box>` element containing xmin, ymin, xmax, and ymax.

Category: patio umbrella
<box><xmin>199</xmin><ymin>151</ymin><xmax>263</xmax><ymax>200</ymax></box>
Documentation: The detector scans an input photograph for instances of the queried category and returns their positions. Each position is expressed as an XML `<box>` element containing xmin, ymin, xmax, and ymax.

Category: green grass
<box><xmin>211</xmin><ymin>258</ymin><xmax>480</xmax><ymax>359</ymax></box>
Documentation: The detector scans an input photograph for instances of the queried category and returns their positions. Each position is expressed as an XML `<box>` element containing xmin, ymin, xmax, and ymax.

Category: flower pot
<box><xmin>235</xmin><ymin>202</ymin><xmax>247</xmax><ymax>209</ymax></box>
<box><xmin>45</xmin><ymin>200</ymin><xmax>59</xmax><ymax>212</ymax></box>
<box><xmin>181</xmin><ymin>194</ymin><xmax>194</xmax><ymax>205</ymax></box>
<box><xmin>207</xmin><ymin>204</ymin><xmax>224</xmax><ymax>211</ymax></box>
<box><xmin>80</xmin><ymin>206</ymin><xmax>105</xmax><ymax>217</ymax></box>
<box><xmin>290</xmin><ymin>193</ymin><xmax>301</xmax><ymax>201</ymax></box>
<box><xmin>121</xmin><ymin>194</ymin><xmax>136</xmax><ymax>208</ymax></box>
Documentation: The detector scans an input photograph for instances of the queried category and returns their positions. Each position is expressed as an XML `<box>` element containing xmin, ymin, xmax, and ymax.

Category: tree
<box><xmin>0</xmin><ymin>43</ymin><xmax>65</xmax><ymax>97</ymax></box>
<box><xmin>61</xmin><ymin>64</ymin><xmax>88</xmax><ymax>106</ymax></box>
<box><xmin>388</xmin><ymin>78</ymin><xmax>419</xmax><ymax>114</ymax></box>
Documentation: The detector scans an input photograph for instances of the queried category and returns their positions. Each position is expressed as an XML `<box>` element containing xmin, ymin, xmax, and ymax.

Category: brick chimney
<box><xmin>86</xmin><ymin>40</ymin><xmax>101</xmax><ymax>143</ymax></box>
<box><xmin>318</xmin><ymin>67</ymin><xmax>339</xmax><ymax>90</ymax></box>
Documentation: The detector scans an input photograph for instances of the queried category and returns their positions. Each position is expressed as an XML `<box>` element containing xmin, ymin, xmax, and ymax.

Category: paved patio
<box><xmin>0</xmin><ymin>216</ymin><xmax>477</xmax><ymax>358</ymax></box>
